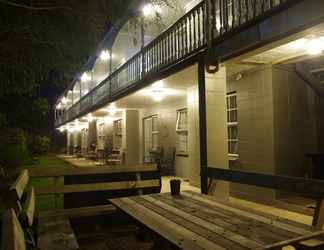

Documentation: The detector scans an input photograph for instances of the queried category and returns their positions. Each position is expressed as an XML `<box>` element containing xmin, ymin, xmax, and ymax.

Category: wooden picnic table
<box><xmin>110</xmin><ymin>191</ymin><xmax>324</xmax><ymax>250</ymax></box>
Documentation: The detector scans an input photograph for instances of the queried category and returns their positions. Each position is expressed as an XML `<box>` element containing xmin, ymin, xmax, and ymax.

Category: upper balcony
<box><xmin>55</xmin><ymin>0</ymin><xmax>302</xmax><ymax>127</ymax></box>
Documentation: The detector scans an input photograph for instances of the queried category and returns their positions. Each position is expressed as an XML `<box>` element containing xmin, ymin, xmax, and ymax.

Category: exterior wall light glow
<box><xmin>81</xmin><ymin>72</ymin><xmax>91</xmax><ymax>82</ymax></box>
<box><xmin>106</xmin><ymin>103</ymin><xmax>117</xmax><ymax>116</ymax></box>
<box><xmin>104</xmin><ymin>116</ymin><xmax>114</xmax><ymax>123</ymax></box>
<box><xmin>56</xmin><ymin>103</ymin><xmax>62</xmax><ymax>110</ymax></box>
<box><xmin>58</xmin><ymin>127</ymin><xmax>66</xmax><ymax>132</ymax></box>
<box><xmin>68</xmin><ymin>127</ymin><xmax>75</xmax><ymax>133</ymax></box>
<box><xmin>100</xmin><ymin>50</ymin><xmax>111</xmax><ymax>61</ymax></box>
<box><xmin>152</xmin><ymin>80</ymin><xmax>164</xmax><ymax>89</ymax></box>
<box><xmin>142</xmin><ymin>3</ymin><xmax>162</xmax><ymax>17</ymax></box>
<box><xmin>152</xmin><ymin>91</ymin><xmax>163</xmax><ymax>102</ymax></box>
<box><xmin>61</xmin><ymin>97</ymin><xmax>67</xmax><ymax>104</ymax></box>
<box><xmin>87</xmin><ymin>114</ymin><xmax>93</xmax><ymax>122</ymax></box>
<box><xmin>306</xmin><ymin>39</ymin><xmax>324</xmax><ymax>55</ymax></box>
<box><xmin>151</xmin><ymin>81</ymin><xmax>165</xmax><ymax>102</ymax></box>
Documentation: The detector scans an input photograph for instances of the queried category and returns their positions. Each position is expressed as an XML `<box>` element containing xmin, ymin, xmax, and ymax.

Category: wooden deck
<box><xmin>110</xmin><ymin>191</ymin><xmax>324</xmax><ymax>250</ymax></box>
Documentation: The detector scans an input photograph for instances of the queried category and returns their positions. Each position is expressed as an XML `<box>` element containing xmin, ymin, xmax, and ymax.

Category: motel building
<box><xmin>55</xmin><ymin>0</ymin><xmax>324</xmax><ymax>205</ymax></box>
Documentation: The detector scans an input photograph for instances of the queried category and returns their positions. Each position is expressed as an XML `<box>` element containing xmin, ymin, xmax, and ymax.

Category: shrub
<box><xmin>30</xmin><ymin>135</ymin><xmax>50</xmax><ymax>155</ymax></box>
<box><xmin>0</xmin><ymin>128</ymin><xmax>30</xmax><ymax>168</ymax></box>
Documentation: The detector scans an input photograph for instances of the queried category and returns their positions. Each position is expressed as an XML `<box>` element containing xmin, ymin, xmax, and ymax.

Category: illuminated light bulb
<box><xmin>288</xmin><ymin>38</ymin><xmax>308</xmax><ymax>50</ymax></box>
<box><xmin>104</xmin><ymin>116</ymin><xmax>113</xmax><ymax>123</ymax></box>
<box><xmin>81</xmin><ymin>72</ymin><xmax>91</xmax><ymax>82</ymax></box>
<box><xmin>100</xmin><ymin>50</ymin><xmax>110</xmax><ymax>61</ymax></box>
<box><xmin>61</xmin><ymin>97</ymin><xmax>67</xmax><ymax>104</ymax></box>
<box><xmin>142</xmin><ymin>3</ymin><xmax>162</xmax><ymax>16</ymax></box>
<box><xmin>87</xmin><ymin>114</ymin><xmax>93</xmax><ymax>122</ymax></box>
<box><xmin>152</xmin><ymin>80</ymin><xmax>164</xmax><ymax>89</ymax></box>
<box><xmin>108</xmin><ymin>103</ymin><xmax>117</xmax><ymax>116</ymax></box>
<box><xmin>56</xmin><ymin>103</ymin><xmax>62</xmax><ymax>110</ymax></box>
<box><xmin>306</xmin><ymin>39</ymin><xmax>324</xmax><ymax>55</ymax></box>
<box><xmin>152</xmin><ymin>91</ymin><xmax>163</xmax><ymax>102</ymax></box>
<box><xmin>68</xmin><ymin>127</ymin><xmax>75</xmax><ymax>133</ymax></box>
<box><xmin>143</xmin><ymin>4</ymin><xmax>154</xmax><ymax>16</ymax></box>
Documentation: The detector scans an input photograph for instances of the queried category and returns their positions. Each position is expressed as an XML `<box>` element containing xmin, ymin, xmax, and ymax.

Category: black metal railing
<box><xmin>55</xmin><ymin>0</ymin><xmax>299</xmax><ymax>127</ymax></box>
<box><xmin>209</xmin><ymin>0</ymin><xmax>294</xmax><ymax>42</ymax></box>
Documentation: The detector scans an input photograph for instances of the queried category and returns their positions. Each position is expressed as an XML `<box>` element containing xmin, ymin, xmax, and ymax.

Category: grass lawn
<box><xmin>26</xmin><ymin>154</ymin><xmax>71</xmax><ymax>211</ymax></box>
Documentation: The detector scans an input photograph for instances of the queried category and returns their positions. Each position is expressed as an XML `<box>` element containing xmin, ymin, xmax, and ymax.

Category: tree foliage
<box><xmin>0</xmin><ymin>0</ymin><xmax>173</xmax><ymax>149</ymax></box>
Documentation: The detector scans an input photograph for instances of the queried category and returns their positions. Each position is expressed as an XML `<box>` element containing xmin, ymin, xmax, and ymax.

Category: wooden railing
<box><xmin>55</xmin><ymin>0</ymin><xmax>300</xmax><ymax>126</ymax></box>
<box><xmin>202</xmin><ymin>167</ymin><xmax>324</xmax><ymax>227</ymax></box>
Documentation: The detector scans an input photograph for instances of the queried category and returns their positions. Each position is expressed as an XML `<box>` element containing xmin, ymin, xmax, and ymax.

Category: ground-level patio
<box><xmin>57</xmin><ymin>154</ymin><xmax>313</xmax><ymax>227</ymax></box>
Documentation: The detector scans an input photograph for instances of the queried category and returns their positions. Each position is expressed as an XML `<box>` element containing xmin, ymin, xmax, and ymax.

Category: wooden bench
<box><xmin>5</xmin><ymin>169</ymin><xmax>79</xmax><ymax>250</ymax></box>
<box><xmin>3</xmin><ymin>163</ymin><xmax>160</xmax><ymax>250</ymax></box>
<box><xmin>202</xmin><ymin>167</ymin><xmax>324</xmax><ymax>249</ymax></box>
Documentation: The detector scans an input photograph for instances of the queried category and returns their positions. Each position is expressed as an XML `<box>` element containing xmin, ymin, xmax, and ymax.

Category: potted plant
<box><xmin>170</xmin><ymin>178</ymin><xmax>181</xmax><ymax>196</ymax></box>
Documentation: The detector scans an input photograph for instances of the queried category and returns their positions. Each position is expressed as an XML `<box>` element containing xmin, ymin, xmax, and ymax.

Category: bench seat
<box><xmin>38</xmin><ymin>216</ymin><xmax>78</xmax><ymax>250</ymax></box>
<box><xmin>38</xmin><ymin>204</ymin><xmax>116</xmax><ymax>219</ymax></box>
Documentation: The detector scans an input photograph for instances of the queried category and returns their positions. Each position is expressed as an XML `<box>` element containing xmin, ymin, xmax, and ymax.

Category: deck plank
<box><xmin>153</xmin><ymin>193</ymin><xmax>290</xmax><ymax>245</ymax></box>
<box><xmin>182</xmin><ymin>191</ymin><xmax>314</xmax><ymax>235</ymax></box>
<box><xmin>132</xmin><ymin>196</ymin><xmax>249</xmax><ymax>250</ymax></box>
<box><xmin>110</xmin><ymin>191</ymin><xmax>324</xmax><ymax>250</ymax></box>
<box><xmin>139</xmin><ymin>195</ymin><xmax>262</xmax><ymax>249</ymax></box>
<box><xmin>111</xmin><ymin>197</ymin><xmax>224</xmax><ymax>250</ymax></box>
<box><xmin>157</xmin><ymin>193</ymin><xmax>299</xmax><ymax>239</ymax></box>
<box><xmin>38</xmin><ymin>217</ymin><xmax>79</xmax><ymax>250</ymax></box>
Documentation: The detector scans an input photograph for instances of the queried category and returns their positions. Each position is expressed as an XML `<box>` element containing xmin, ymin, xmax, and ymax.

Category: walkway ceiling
<box><xmin>109</xmin><ymin>64</ymin><xmax>198</xmax><ymax>109</ymax></box>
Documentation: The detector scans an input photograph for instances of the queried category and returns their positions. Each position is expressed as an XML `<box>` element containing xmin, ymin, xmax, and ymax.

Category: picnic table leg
<box><xmin>313</xmin><ymin>198</ymin><xmax>324</xmax><ymax>229</ymax></box>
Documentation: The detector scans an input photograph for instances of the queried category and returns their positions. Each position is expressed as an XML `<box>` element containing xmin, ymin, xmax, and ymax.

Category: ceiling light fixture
<box><xmin>100</xmin><ymin>50</ymin><xmax>110</xmax><ymax>61</ymax></box>
<box><xmin>61</xmin><ymin>97</ymin><xmax>67</xmax><ymax>104</ymax></box>
<box><xmin>81</xmin><ymin>72</ymin><xmax>91</xmax><ymax>82</ymax></box>
<box><xmin>151</xmin><ymin>81</ymin><xmax>165</xmax><ymax>102</ymax></box>
<box><xmin>87</xmin><ymin>114</ymin><xmax>93</xmax><ymax>122</ymax></box>
<box><xmin>306</xmin><ymin>39</ymin><xmax>324</xmax><ymax>55</ymax></box>
<box><xmin>142</xmin><ymin>3</ymin><xmax>162</xmax><ymax>17</ymax></box>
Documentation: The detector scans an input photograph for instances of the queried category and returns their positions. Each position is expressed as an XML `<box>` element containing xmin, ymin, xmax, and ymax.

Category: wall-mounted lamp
<box><xmin>100</xmin><ymin>50</ymin><xmax>111</xmax><ymax>61</ymax></box>
<box><xmin>306</xmin><ymin>39</ymin><xmax>324</xmax><ymax>55</ymax></box>
<box><xmin>142</xmin><ymin>3</ymin><xmax>162</xmax><ymax>17</ymax></box>
<box><xmin>81</xmin><ymin>72</ymin><xmax>91</xmax><ymax>82</ymax></box>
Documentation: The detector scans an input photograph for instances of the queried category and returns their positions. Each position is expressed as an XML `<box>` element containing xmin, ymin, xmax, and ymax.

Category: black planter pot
<box><xmin>170</xmin><ymin>179</ymin><xmax>181</xmax><ymax>196</ymax></box>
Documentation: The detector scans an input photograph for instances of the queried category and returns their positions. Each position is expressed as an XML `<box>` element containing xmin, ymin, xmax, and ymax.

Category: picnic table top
<box><xmin>110</xmin><ymin>191</ymin><xmax>324</xmax><ymax>250</ymax></box>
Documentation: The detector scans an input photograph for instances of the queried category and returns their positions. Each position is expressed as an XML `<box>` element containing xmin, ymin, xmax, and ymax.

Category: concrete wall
<box><xmin>138</xmin><ymin>99</ymin><xmax>191</xmax><ymax>179</ymax></box>
<box><xmin>227</xmin><ymin>65</ymin><xmax>276</xmax><ymax>201</ymax></box>
<box><xmin>272</xmin><ymin>66</ymin><xmax>322</xmax><ymax>198</ymax></box>
<box><xmin>205</xmin><ymin>67</ymin><xmax>229</xmax><ymax>198</ymax></box>
<box><xmin>227</xmin><ymin>64</ymin><xmax>324</xmax><ymax>201</ymax></box>
<box><xmin>272</xmin><ymin>66</ymin><xmax>324</xmax><ymax>198</ymax></box>
<box><xmin>187</xmin><ymin>86</ymin><xmax>201</xmax><ymax>187</ymax></box>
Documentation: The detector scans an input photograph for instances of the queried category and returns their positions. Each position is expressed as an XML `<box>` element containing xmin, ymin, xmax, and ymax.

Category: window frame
<box><xmin>113</xmin><ymin>119</ymin><xmax>122</xmax><ymax>150</ymax></box>
<box><xmin>176</xmin><ymin>108</ymin><xmax>189</xmax><ymax>156</ymax></box>
<box><xmin>226</xmin><ymin>92</ymin><xmax>239</xmax><ymax>159</ymax></box>
<box><xmin>143</xmin><ymin>114</ymin><xmax>159</xmax><ymax>163</ymax></box>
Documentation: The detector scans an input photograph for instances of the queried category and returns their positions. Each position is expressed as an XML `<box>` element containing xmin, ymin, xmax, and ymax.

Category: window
<box><xmin>143</xmin><ymin>115</ymin><xmax>159</xmax><ymax>162</ymax></box>
<box><xmin>113</xmin><ymin>119</ymin><xmax>122</xmax><ymax>150</ymax></box>
<box><xmin>97</xmin><ymin>122</ymin><xmax>105</xmax><ymax>150</ymax></box>
<box><xmin>176</xmin><ymin>109</ymin><xmax>188</xmax><ymax>155</ymax></box>
<box><xmin>226</xmin><ymin>92</ymin><xmax>238</xmax><ymax>159</ymax></box>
